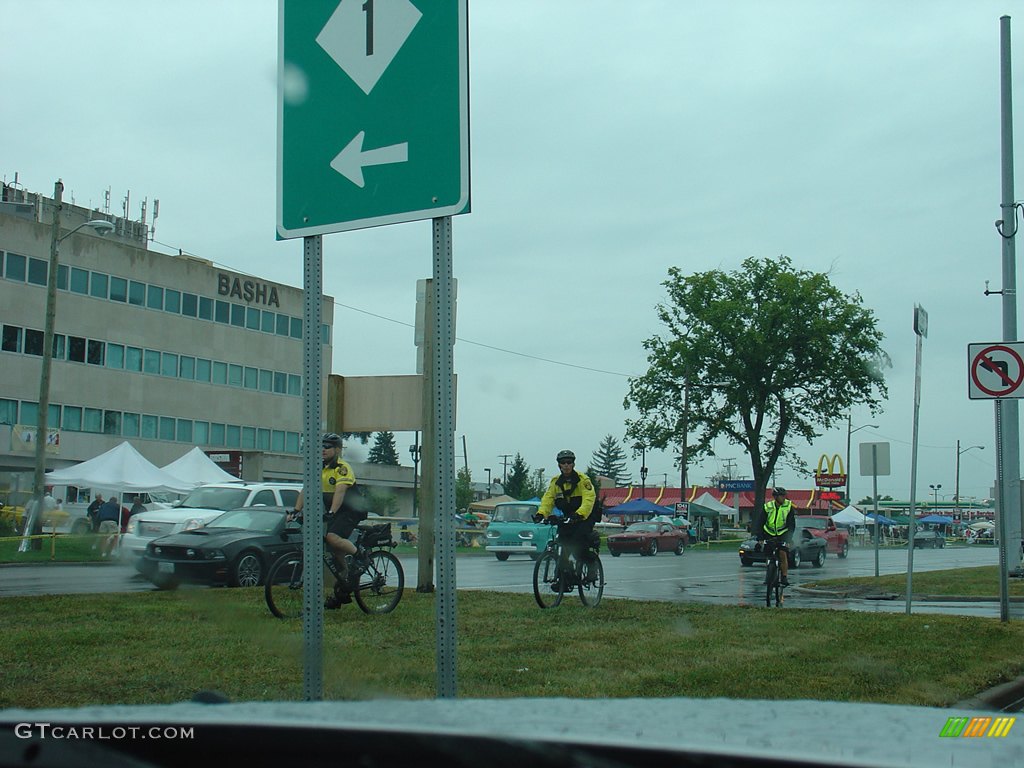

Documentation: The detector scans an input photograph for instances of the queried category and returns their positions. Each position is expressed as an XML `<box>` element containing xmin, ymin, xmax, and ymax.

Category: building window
<box><xmin>322</xmin><ymin>323</ymin><xmax>330</xmax><ymax>345</ymax></box>
<box><xmin>69</xmin><ymin>267</ymin><xmax>89</xmax><ymax>295</ymax></box>
<box><xmin>246</xmin><ymin>307</ymin><xmax>260</xmax><ymax>331</ymax></box>
<box><xmin>87</xmin><ymin>339</ymin><xmax>105</xmax><ymax>366</ymax></box>
<box><xmin>0</xmin><ymin>399</ymin><xmax>18</xmax><ymax>426</ymax></box>
<box><xmin>56</xmin><ymin>264</ymin><xmax>68</xmax><ymax>290</ymax></box>
<box><xmin>226</xmin><ymin>425</ymin><xmax>241</xmax><ymax>448</ymax></box>
<box><xmin>125</xmin><ymin>346</ymin><xmax>143</xmax><ymax>372</ymax></box>
<box><xmin>83</xmin><ymin>408</ymin><xmax>103</xmax><ymax>433</ymax></box>
<box><xmin>143</xmin><ymin>349</ymin><xmax>161</xmax><ymax>375</ymax></box>
<box><xmin>181</xmin><ymin>292</ymin><xmax>198</xmax><ymax>317</ymax></box>
<box><xmin>273</xmin><ymin>372</ymin><xmax>286</xmax><ymax>394</ymax></box>
<box><xmin>164</xmin><ymin>289</ymin><xmax>181</xmax><ymax>314</ymax></box>
<box><xmin>199</xmin><ymin>296</ymin><xmax>213</xmax><ymax>321</ymax></box>
<box><xmin>28</xmin><ymin>257</ymin><xmax>47</xmax><ymax>286</ymax></box>
<box><xmin>261</xmin><ymin>311</ymin><xmax>275</xmax><ymax>333</ymax></box>
<box><xmin>212</xmin><ymin>361</ymin><xmax>227</xmax><ymax>385</ymax></box>
<box><xmin>288</xmin><ymin>374</ymin><xmax>302</xmax><ymax>396</ymax></box>
<box><xmin>89</xmin><ymin>272</ymin><xmax>108</xmax><ymax>299</ymax></box>
<box><xmin>103</xmin><ymin>411</ymin><xmax>121</xmax><ymax>435</ymax></box>
<box><xmin>5</xmin><ymin>252</ymin><xmax>26</xmax><ymax>281</ymax></box>
<box><xmin>24</xmin><ymin>329</ymin><xmax>43</xmax><ymax>356</ymax></box>
<box><xmin>210</xmin><ymin>423</ymin><xmax>225</xmax><ymax>446</ymax></box>
<box><xmin>195</xmin><ymin>358</ymin><xmax>211</xmax><ymax>382</ymax></box>
<box><xmin>159</xmin><ymin>417</ymin><xmax>176</xmax><ymax>441</ymax></box>
<box><xmin>194</xmin><ymin>421</ymin><xmax>209</xmax><ymax>445</ymax></box>
<box><xmin>271</xmin><ymin>430</ymin><xmax>285</xmax><ymax>452</ymax></box>
<box><xmin>146</xmin><ymin>285</ymin><xmax>164</xmax><ymax>311</ymax></box>
<box><xmin>228</xmin><ymin>364</ymin><xmax>243</xmax><ymax>387</ymax></box>
<box><xmin>68</xmin><ymin>336</ymin><xmax>86</xmax><ymax>363</ymax></box>
<box><xmin>230</xmin><ymin>304</ymin><xmax>245</xmax><ymax>328</ymax></box>
<box><xmin>61</xmin><ymin>405</ymin><xmax>81</xmax><ymax>431</ymax></box>
<box><xmin>123</xmin><ymin>412</ymin><xmax>140</xmax><ymax>437</ymax></box>
<box><xmin>259</xmin><ymin>369</ymin><xmax>273</xmax><ymax>392</ymax></box>
<box><xmin>286</xmin><ymin>432</ymin><xmax>300</xmax><ymax>453</ymax></box>
<box><xmin>176</xmin><ymin>419</ymin><xmax>193</xmax><ymax>443</ymax></box>
<box><xmin>161</xmin><ymin>353</ymin><xmax>178</xmax><ymax>377</ymax></box>
<box><xmin>179</xmin><ymin>356</ymin><xmax>195</xmax><ymax>379</ymax></box>
<box><xmin>243</xmin><ymin>367</ymin><xmax>258</xmax><ymax>389</ymax></box>
<box><xmin>257</xmin><ymin>428</ymin><xmax>271</xmax><ymax>450</ymax></box>
<box><xmin>290</xmin><ymin>317</ymin><xmax>302</xmax><ymax>339</ymax></box>
<box><xmin>276</xmin><ymin>313</ymin><xmax>289</xmax><ymax>336</ymax></box>
<box><xmin>215</xmin><ymin>300</ymin><xmax>229</xmax><ymax>324</ymax></box>
<box><xmin>106</xmin><ymin>343</ymin><xmax>124</xmax><ymax>369</ymax></box>
<box><xmin>242</xmin><ymin>427</ymin><xmax>256</xmax><ymax>449</ymax></box>
<box><xmin>110</xmin><ymin>276</ymin><xmax>128</xmax><ymax>302</ymax></box>
<box><xmin>141</xmin><ymin>414</ymin><xmax>158</xmax><ymax>439</ymax></box>
<box><xmin>2</xmin><ymin>325</ymin><xmax>22</xmax><ymax>353</ymax></box>
<box><xmin>21</xmin><ymin>402</ymin><xmax>39</xmax><ymax>427</ymax></box>
<box><xmin>128</xmin><ymin>280</ymin><xmax>146</xmax><ymax>306</ymax></box>
<box><xmin>53</xmin><ymin>334</ymin><xmax>65</xmax><ymax>360</ymax></box>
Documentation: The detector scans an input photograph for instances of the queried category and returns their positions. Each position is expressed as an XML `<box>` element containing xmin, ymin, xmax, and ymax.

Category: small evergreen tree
<box><xmin>367</xmin><ymin>431</ymin><xmax>400</xmax><ymax>465</ymax></box>
<box><xmin>504</xmin><ymin>453</ymin><xmax>532</xmax><ymax>500</ymax></box>
<box><xmin>456</xmin><ymin>467</ymin><xmax>474</xmax><ymax>512</ymax></box>
<box><xmin>589</xmin><ymin>434</ymin><xmax>632</xmax><ymax>486</ymax></box>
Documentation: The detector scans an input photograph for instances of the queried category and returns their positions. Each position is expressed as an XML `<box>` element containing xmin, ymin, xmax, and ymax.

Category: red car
<box><xmin>606</xmin><ymin>522</ymin><xmax>687</xmax><ymax>557</ymax></box>
<box><xmin>796</xmin><ymin>515</ymin><xmax>850</xmax><ymax>558</ymax></box>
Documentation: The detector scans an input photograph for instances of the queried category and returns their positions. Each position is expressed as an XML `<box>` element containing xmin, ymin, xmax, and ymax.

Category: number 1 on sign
<box><xmin>363</xmin><ymin>0</ymin><xmax>374</xmax><ymax>55</ymax></box>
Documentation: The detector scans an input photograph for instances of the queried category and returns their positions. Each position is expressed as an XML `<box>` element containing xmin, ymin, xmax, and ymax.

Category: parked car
<box><xmin>738</xmin><ymin>527</ymin><xmax>826</xmax><ymax>568</ymax></box>
<box><xmin>484</xmin><ymin>500</ymin><xmax>554</xmax><ymax>560</ymax></box>
<box><xmin>607</xmin><ymin>522</ymin><xmax>686</xmax><ymax>557</ymax></box>
<box><xmin>137</xmin><ymin>506</ymin><xmax>301</xmax><ymax>589</ymax></box>
<box><xmin>121</xmin><ymin>482</ymin><xmax>300</xmax><ymax>563</ymax></box>
<box><xmin>795</xmin><ymin>514</ymin><xmax>850</xmax><ymax>558</ymax></box>
<box><xmin>912</xmin><ymin>529</ymin><xmax>946</xmax><ymax>548</ymax></box>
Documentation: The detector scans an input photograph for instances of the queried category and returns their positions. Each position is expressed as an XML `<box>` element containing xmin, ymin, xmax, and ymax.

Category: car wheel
<box><xmin>647</xmin><ymin>540</ymin><xmax>658</xmax><ymax>557</ymax></box>
<box><xmin>789</xmin><ymin>549</ymin><xmax>801</xmax><ymax>569</ymax></box>
<box><xmin>230</xmin><ymin>551</ymin><xmax>263</xmax><ymax>588</ymax></box>
<box><xmin>740</xmin><ymin>558</ymin><xmax>753</xmax><ymax>567</ymax></box>
<box><xmin>495</xmin><ymin>552</ymin><xmax>510</xmax><ymax>561</ymax></box>
<box><xmin>813</xmin><ymin>549</ymin><xmax>825</xmax><ymax>568</ymax></box>
<box><xmin>838</xmin><ymin>541</ymin><xmax>849</xmax><ymax>558</ymax></box>
<box><xmin>674</xmin><ymin>540</ymin><xmax>685</xmax><ymax>556</ymax></box>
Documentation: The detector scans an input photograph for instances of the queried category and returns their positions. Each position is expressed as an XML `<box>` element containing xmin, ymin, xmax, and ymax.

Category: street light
<box><xmin>955</xmin><ymin>440</ymin><xmax>984</xmax><ymax>516</ymax></box>
<box><xmin>484</xmin><ymin>467</ymin><xmax>492</xmax><ymax>498</ymax></box>
<box><xmin>409</xmin><ymin>433</ymin><xmax>421</xmax><ymax>517</ymax></box>
<box><xmin>29</xmin><ymin>180</ymin><xmax>114</xmax><ymax>547</ymax></box>
<box><xmin>845</xmin><ymin>416</ymin><xmax>878</xmax><ymax>505</ymax></box>
<box><xmin>634</xmin><ymin>443</ymin><xmax>648</xmax><ymax>499</ymax></box>
<box><xmin>929</xmin><ymin>483</ymin><xmax>942</xmax><ymax>507</ymax></box>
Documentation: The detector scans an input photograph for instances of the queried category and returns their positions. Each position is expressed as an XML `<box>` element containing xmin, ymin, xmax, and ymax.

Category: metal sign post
<box><xmin>860</xmin><ymin>442</ymin><xmax>891</xmax><ymax>579</ymax></box>
<box><xmin>906</xmin><ymin>305</ymin><xmax>928</xmax><ymax>615</ymax></box>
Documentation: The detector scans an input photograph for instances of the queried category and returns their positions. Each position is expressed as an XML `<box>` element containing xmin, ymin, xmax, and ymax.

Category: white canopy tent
<box><xmin>832</xmin><ymin>506</ymin><xmax>869</xmax><ymax>526</ymax></box>
<box><xmin>44</xmin><ymin>441</ymin><xmax>193</xmax><ymax>493</ymax></box>
<box><xmin>161</xmin><ymin>447</ymin><xmax>238</xmax><ymax>487</ymax></box>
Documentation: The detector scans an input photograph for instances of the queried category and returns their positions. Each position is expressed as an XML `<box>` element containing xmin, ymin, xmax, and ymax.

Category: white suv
<box><xmin>120</xmin><ymin>482</ymin><xmax>300</xmax><ymax>564</ymax></box>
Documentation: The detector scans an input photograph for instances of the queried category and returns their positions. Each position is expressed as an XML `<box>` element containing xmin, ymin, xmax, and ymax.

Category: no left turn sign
<box><xmin>968</xmin><ymin>342</ymin><xmax>1024</xmax><ymax>399</ymax></box>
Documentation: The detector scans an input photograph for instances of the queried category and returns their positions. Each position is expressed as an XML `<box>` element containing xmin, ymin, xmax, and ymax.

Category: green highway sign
<box><xmin>277</xmin><ymin>0</ymin><xmax>469</xmax><ymax>238</ymax></box>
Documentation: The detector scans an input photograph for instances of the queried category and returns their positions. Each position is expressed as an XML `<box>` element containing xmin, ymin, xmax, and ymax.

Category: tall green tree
<box><xmin>624</xmin><ymin>256</ymin><xmax>888</xmax><ymax>516</ymax></box>
<box><xmin>526</xmin><ymin>468</ymin><xmax>548</xmax><ymax>499</ymax></box>
<box><xmin>504</xmin><ymin>453</ymin><xmax>532</xmax><ymax>500</ymax></box>
<box><xmin>456</xmin><ymin>466</ymin><xmax>474</xmax><ymax>512</ymax></box>
<box><xmin>588</xmin><ymin>434</ymin><xmax>632</xmax><ymax>486</ymax></box>
<box><xmin>367</xmin><ymin>431</ymin><xmax>400</xmax><ymax>465</ymax></box>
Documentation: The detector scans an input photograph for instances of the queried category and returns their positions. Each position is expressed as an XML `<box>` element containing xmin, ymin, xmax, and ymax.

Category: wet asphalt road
<box><xmin>2</xmin><ymin>544</ymin><xmax>1018</xmax><ymax>618</ymax></box>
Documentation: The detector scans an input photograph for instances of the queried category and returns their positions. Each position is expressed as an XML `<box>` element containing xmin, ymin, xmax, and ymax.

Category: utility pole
<box><xmin>498</xmin><ymin>454</ymin><xmax>512</xmax><ymax>485</ymax></box>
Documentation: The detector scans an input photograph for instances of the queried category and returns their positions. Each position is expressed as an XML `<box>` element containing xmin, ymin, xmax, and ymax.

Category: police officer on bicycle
<box><xmin>757</xmin><ymin>486</ymin><xmax>796</xmax><ymax>586</ymax></box>
<box><xmin>534</xmin><ymin>450</ymin><xmax>598</xmax><ymax>571</ymax></box>
<box><xmin>291</xmin><ymin>433</ymin><xmax>366</xmax><ymax>607</ymax></box>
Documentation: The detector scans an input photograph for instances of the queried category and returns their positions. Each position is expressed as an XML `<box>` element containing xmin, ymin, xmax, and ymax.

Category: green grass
<box><xmin>2</xmin><ymin>587</ymin><xmax>1023</xmax><ymax>710</ymax></box>
<box><xmin>0</xmin><ymin>534</ymin><xmax>107</xmax><ymax>563</ymax></box>
<box><xmin>806</xmin><ymin>566</ymin><xmax>1024</xmax><ymax>597</ymax></box>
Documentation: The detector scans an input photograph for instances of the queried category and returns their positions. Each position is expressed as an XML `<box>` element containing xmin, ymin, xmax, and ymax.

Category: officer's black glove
<box><xmin>532</xmin><ymin>514</ymin><xmax>544</xmax><ymax>524</ymax></box>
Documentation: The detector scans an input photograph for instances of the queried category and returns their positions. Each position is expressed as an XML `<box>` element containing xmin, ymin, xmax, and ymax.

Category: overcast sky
<box><xmin>5</xmin><ymin>1</ymin><xmax>1022</xmax><ymax>505</ymax></box>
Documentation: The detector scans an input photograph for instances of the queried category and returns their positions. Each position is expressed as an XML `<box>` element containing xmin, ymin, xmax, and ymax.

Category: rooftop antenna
<box><xmin>103</xmin><ymin>187</ymin><xmax>110</xmax><ymax>215</ymax></box>
<box><xmin>150</xmin><ymin>198</ymin><xmax>160</xmax><ymax>241</ymax></box>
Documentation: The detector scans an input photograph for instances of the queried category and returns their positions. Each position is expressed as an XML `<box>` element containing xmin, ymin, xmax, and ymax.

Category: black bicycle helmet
<box><xmin>772</xmin><ymin>486</ymin><xmax>787</xmax><ymax>497</ymax></box>
<box><xmin>556</xmin><ymin>450</ymin><xmax>576</xmax><ymax>463</ymax></box>
<box><xmin>322</xmin><ymin>432</ymin><xmax>343</xmax><ymax>448</ymax></box>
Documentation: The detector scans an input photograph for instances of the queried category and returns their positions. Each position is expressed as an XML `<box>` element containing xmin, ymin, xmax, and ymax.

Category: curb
<box><xmin>793</xmin><ymin>586</ymin><xmax>1024</xmax><ymax>603</ymax></box>
<box><xmin>953</xmin><ymin>675</ymin><xmax>1024</xmax><ymax>712</ymax></box>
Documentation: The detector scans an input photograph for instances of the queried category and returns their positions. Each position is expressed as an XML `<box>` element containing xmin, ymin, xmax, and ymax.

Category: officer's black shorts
<box><xmin>326</xmin><ymin>510</ymin><xmax>361</xmax><ymax>540</ymax></box>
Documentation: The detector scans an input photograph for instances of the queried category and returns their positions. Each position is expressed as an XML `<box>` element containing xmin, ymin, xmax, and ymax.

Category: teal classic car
<box><xmin>484</xmin><ymin>500</ymin><xmax>555</xmax><ymax>560</ymax></box>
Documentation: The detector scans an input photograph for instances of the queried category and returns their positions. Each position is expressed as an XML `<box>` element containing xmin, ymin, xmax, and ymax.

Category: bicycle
<box><xmin>761</xmin><ymin>536</ymin><xmax>788</xmax><ymax>607</ymax></box>
<box><xmin>532</xmin><ymin>515</ymin><xmax>604</xmax><ymax>609</ymax></box>
<box><xmin>265</xmin><ymin>521</ymin><xmax>404</xmax><ymax>618</ymax></box>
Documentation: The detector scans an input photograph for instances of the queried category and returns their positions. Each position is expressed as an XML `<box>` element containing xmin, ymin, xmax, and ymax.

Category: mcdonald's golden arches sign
<box><xmin>814</xmin><ymin>454</ymin><xmax>847</xmax><ymax>488</ymax></box>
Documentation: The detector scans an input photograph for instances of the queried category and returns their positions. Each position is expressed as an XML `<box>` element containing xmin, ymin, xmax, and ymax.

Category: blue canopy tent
<box><xmin>605</xmin><ymin>498</ymin><xmax>675</xmax><ymax>523</ymax></box>
<box><xmin>865</xmin><ymin>512</ymin><xmax>898</xmax><ymax>526</ymax></box>
<box><xmin>918</xmin><ymin>514</ymin><xmax>955</xmax><ymax>525</ymax></box>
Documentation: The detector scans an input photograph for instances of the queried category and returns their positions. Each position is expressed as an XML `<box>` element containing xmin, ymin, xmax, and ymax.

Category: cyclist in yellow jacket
<box><xmin>535</xmin><ymin>450</ymin><xmax>598</xmax><ymax>568</ymax></box>
<box><xmin>292</xmin><ymin>433</ymin><xmax>364</xmax><ymax>607</ymax></box>
<box><xmin>757</xmin><ymin>486</ymin><xmax>796</xmax><ymax>586</ymax></box>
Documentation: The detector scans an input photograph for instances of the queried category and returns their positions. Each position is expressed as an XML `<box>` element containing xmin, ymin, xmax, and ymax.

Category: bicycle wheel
<box><xmin>353</xmin><ymin>550</ymin><xmax>404</xmax><ymax>615</ymax></box>
<box><xmin>532</xmin><ymin>551</ymin><xmax>565</xmax><ymax>609</ymax></box>
<box><xmin>577</xmin><ymin>555</ymin><xmax>604</xmax><ymax>608</ymax></box>
<box><xmin>265</xmin><ymin>553</ymin><xmax>305</xmax><ymax>619</ymax></box>
<box><xmin>764</xmin><ymin>558</ymin><xmax>778</xmax><ymax>608</ymax></box>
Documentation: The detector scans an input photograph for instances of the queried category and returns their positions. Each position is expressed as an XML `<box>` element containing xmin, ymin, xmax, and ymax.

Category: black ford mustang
<box><xmin>138</xmin><ymin>506</ymin><xmax>300</xmax><ymax>589</ymax></box>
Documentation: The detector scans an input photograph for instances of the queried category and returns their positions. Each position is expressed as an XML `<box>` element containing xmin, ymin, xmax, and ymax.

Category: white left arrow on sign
<box><xmin>331</xmin><ymin>131</ymin><xmax>408</xmax><ymax>188</ymax></box>
<box><xmin>316</xmin><ymin>0</ymin><xmax>422</xmax><ymax>95</ymax></box>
